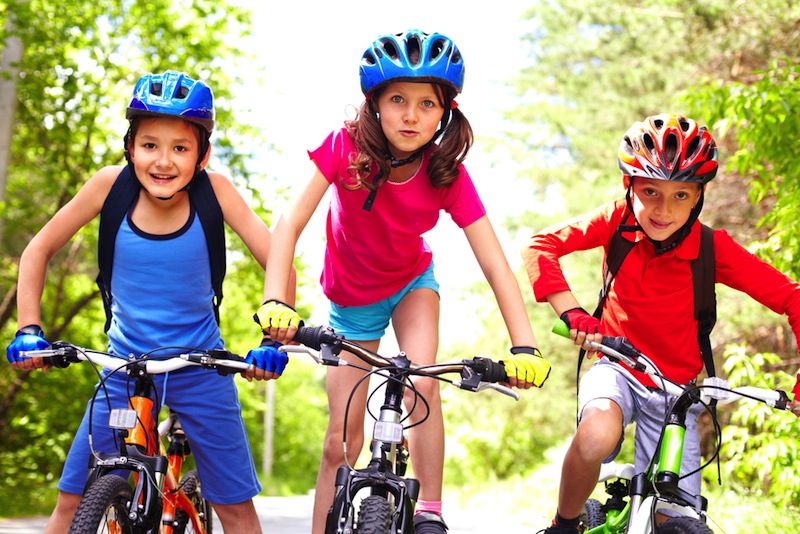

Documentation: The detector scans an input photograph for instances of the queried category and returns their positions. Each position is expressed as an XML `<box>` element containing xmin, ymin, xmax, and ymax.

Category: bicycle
<box><xmin>551</xmin><ymin>320</ymin><xmax>797</xmax><ymax>534</ymax></box>
<box><xmin>280</xmin><ymin>324</ymin><xmax>519</xmax><ymax>534</ymax></box>
<box><xmin>21</xmin><ymin>341</ymin><xmax>251</xmax><ymax>534</ymax></box>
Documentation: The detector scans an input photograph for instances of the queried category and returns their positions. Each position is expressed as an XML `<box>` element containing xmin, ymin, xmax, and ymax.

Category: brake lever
<box><xmin>475</xmin><ymin>382</ymin><xmax>519</xmax><ymax>401</ymax></box>
<box><xmin>278</xmin><ymin>344</ymin><xmax>346</xmax><ymax>367</ymax></box>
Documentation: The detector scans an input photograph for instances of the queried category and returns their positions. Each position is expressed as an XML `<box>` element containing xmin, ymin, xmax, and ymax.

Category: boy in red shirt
<box><xmin>523</xmin><ymin>114</ymin><xmax>800</xmax><ymax>533</ymax></box>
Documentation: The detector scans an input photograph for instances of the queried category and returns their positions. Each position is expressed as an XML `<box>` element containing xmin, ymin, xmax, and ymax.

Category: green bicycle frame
<box><xmin>654</xmin><ymin>424</ymin><xmax>686</xmax><ymax>478</ymax></box>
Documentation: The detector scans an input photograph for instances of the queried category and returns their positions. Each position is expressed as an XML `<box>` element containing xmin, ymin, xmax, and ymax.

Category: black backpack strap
<box><xmin>576</xmin><ymin>225</ymin><xmax>636</xmax><ymax>424</ymax></box>
<box><xmin>188</xmin><ymin>170</ymin><xmax>226</xmax><ymax>324</ymax></box>
<box><xmin>97</xmin><ymin>166</ymin><xmax>141</xmax><ymax>332</ymax></box>
<box><xmin>692</xmin><ymin>224</ymin><xmax>717</xmax><ymax>378</ymax></box>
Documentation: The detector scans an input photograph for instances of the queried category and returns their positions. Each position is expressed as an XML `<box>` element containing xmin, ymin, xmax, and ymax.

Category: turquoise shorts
<box><xmin>329</xmin><ymin>261</ymin><xmax>439</xmax><ymax>340</ymax></box>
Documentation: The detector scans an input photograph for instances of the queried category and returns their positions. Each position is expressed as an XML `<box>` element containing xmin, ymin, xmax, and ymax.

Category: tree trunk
<box><xmin>0</xmin><ymin>12</ymin><xmax>24</xmax><ymax>202</ymax></box>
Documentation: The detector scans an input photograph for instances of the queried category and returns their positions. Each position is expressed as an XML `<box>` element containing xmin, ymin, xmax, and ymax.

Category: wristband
<box><xmin>510</xmin><ymin>346</ymin><xmax>543</xmax><ymax>358</ymax></box>
<box><xmin>16</xmin><ymin>324</ymin><xmax>44</xmax><ymax>337</ymax></box>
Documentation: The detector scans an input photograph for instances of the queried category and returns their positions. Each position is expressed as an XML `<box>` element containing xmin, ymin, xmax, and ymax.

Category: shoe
<box><xmin>413</xmin><ymin>511</ymin><xmax>448</xmax><ymax>533</ymax></box>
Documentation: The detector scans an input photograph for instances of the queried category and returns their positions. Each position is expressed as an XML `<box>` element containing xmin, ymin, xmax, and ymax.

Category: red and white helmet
<box><xmin>618</xmin><ymin>114</ymin><xmax>718</xmax><ymax>184</ymax></box>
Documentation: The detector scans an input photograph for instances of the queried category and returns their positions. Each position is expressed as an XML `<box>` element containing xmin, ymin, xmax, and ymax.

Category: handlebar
<box><xmin>286</xmin><ymin>325</ymin><xmax>518</xmax><ymax>400</ymax></box>
<box><xmin>19</xmin><ymin>341</ymin><xmax>250</xmax><ymax>374</ymax></box>
<box><xmin>552</xmin><ymin>320</ymin><xmax>794</xmax><ymax>411</ymax></box>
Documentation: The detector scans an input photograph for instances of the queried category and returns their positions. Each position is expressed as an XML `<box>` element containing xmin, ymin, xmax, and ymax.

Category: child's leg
<box><xmin>43</xmin><ymin>491</ymin><xmax>81</xmax><ymax>534</ymax></box>
<box><xmin>212</xmin><ymin>499</ymin><xmax>261</xmax><ymax>532</ymax></box>
<box><xmin>557</xmin><ymin>399</ymin><xmax>624</xmax><ymax>518</ymax></box>
<box><xmin>311</xmin><ymin>340</ymin><xmax>378</xmax><ymax>534</ymax></box>
<box><xmin>392</xmin><ymin>288</ymin><xmax>443</xmax><ymax>502</ymax></box>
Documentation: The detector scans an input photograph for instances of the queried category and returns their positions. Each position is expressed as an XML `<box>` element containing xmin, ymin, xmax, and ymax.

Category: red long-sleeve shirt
<box><xmin>524</xmin><ymin>200</ymin><xmax>800</xmax><ymax>386</ymax></box>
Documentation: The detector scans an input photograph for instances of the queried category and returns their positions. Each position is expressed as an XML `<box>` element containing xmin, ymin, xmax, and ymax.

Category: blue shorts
<box><xmin>578</xmin><ymin>359</ymin><xmax>703</xmax><ymax>496</ymax></box>
<box><xmin>58</xmin><ymin>366</ymin><xmax>261</xmax><ymax>504</ymax></box>
<box><xmin>329</xmin><ymin>261</ymin><xmax>440</xmax><ymax>340</ymax></box>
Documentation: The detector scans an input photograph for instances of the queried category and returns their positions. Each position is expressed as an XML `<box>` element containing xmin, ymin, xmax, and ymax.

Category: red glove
<box><xmin>560</xmin><ymin>307</ymin><xmax>601</xmax><ymax>334</ymax></box>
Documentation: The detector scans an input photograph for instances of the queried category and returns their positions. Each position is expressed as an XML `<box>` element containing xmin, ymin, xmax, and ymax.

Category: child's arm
<box><xmin>210</xmin><ymin>171</ymin><xmax>271</xmax><ymax>268</ymax></box>
<box><xmin>209</xmin><ymin>171</ymin><xmax>298</xmax><ymax>305</ymax></box>
<box><xmin>257</xmin><ymin>168</ymin><xmax>331</xmax><ymax>344</ymax></box>
<box><xmin>11</xmin><ymin>167</ymin><xmax>118</xmax><ymax>369</ymax></box>
<box><xmin>463</xmin><ymin>215</ymin><xmax>551</xmax><ymax>388</ymax></box>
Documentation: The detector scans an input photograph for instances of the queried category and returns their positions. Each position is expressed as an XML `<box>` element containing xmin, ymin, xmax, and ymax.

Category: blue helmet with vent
<box><xmin>359</xmin><ymin>29</ymin><xmax>465</xmax><ymax>95</ymax></box>
<box><xmin>126</xmin><ymin>71</ymin><xmax>215</xmax><ymax>132</ymax></box>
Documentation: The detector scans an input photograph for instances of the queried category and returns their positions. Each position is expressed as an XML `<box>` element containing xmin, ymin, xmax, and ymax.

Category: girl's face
<box><xmin>375</xmin><ymin>81</ymin><xmax>445</xmax><ymax>159</ymax></box>
<box><xmin>128</xmin><ymin>117</ymin><xmax>207</xmax><ymax>200</ymax></box>
<box><xmin>631</xmin><ymin>177</ymin><xmax>702</xmax><ymax>242</ymax></box>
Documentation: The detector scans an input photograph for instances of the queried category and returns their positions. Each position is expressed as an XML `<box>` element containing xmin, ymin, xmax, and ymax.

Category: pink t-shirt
<box><xmin>309</xmin><ymin>127</ymin><xmax>486</xmax><ymax>306</ymax></box>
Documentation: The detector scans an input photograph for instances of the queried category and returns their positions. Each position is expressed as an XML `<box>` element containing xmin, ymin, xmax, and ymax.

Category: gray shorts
<box><xmin>578</xmin><ymin>359</ymin><xmax>704</xmax><ymax>496</ymax></box>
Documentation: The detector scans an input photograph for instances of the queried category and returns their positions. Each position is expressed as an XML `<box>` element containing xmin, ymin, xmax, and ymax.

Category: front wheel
<box><xmin>656</xmin><ymin>516</ymin><xmax>714</xmax><ymax>534</ymax></box>
<box><xmin>356</xmin><ymin>495</ymin><xmax>391</xmax><ymax>534</ymax></box>
<box><xmin>581</xmin><ymin>498</ymin><xmax>606</xmax><ymax>529</ymax></box>
<box><xmin>68</xmin><ymin>475</ymin><xmax>137</xmax><ymax>534</ymax></box>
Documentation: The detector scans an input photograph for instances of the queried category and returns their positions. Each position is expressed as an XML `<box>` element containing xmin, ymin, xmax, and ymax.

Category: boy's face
<box><xmin>630</xmin><ymin>177</ymin><xmax>702</xmax><ymax>242</ymax></box>
<box><xmin>128</xmin><ymin>117</ymin><xmax>209</xmax><ymax>199</ymax></box>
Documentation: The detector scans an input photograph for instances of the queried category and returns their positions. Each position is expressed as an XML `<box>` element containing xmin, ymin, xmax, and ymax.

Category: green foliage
<box><xmin>685</xmin><ymin>62</ymin><xmax>800</xmax><ymax>278</ymax></box>
<box><xmin>714</xmin><ymin>346</ymin><xmax>800</xmax><ymax>508</ymax></box>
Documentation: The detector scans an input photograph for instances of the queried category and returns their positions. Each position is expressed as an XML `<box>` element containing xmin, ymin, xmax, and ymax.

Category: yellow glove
<box><xmin>253</xmin><ymin>299</ymin><xmax>303</xmax><ymax>332</ymax></box>
<box><xmin>502</xmin><ymin>346</ymin><xmax>551</xmax><ymax>388</ymax></box>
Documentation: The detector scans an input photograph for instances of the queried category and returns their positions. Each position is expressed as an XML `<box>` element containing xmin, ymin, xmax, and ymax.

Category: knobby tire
<box><xmin>581</xmin><ymin>498</ymin><xmax>607</xmax><ymax>530</ymax></box>
<box><xmin>356</xmin><ymin>495</ymin><xmax>392</xmax><ymax>534</ymax></box>
<box><xmin>173</xmin><ymin>470</ymin><xmax>213</xmax><ymax>534</ymax></box>
<box><xmin>656</xmin><ymin>516</ymin><xmax>714</xmax><ymax>534</ymax></box>
<box><xmin>68</xmin><ymin>475</ymin><xmax>136</xmax><ymax>534</ymax></box>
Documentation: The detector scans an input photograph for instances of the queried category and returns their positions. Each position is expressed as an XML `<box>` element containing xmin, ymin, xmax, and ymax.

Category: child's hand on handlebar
<box><xmin>244</xmin><ymin>338</ymin><xmax>289</xmax><ymax>382</ymax></box>
<box><xmin>502</xmin><ymin>346</ymin><xmax>552</xmax><ymax>389</ymax></box>
<box><xmin>5</xmin><ymin>325</ymin><xmax>50</xmax><ymax>371</ymax></box>
<box><xmin>253</xmin><ymin>299</ymin><xmax>303</xmax><ymax>344</ymax></box>
<box><xmin>560</xmin><ymin>307</ymin><xmax>602</xmax><ymax>357</ymax></box>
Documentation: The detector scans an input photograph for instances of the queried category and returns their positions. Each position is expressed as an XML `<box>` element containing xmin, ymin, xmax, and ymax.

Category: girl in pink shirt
<box><xmin>255</xmin><ymin>29</ymin><xmax>551</xmax><ymax>534</ymax></box>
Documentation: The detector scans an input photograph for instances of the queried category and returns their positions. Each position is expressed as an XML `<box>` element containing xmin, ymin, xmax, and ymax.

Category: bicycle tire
<box><xmin>655</xmin><ymin>516</ymin><xmax>714</xmax><ymax>534</ymax></box>
<box><xmin>173</xmin><ymin>470</ymin><xmax>213</xmax><ymax>534</ymax></box>
<box><xmin>355</xmin><ymin>495</ymin><xmax>391</xmax><ymax>534</ymax></box>
<box><xmin>581</xmin><ymin>498</ymin><xmax>606</xmax><ymax>529</ymax></box>
<box><xmin>68</xmin><ymin>475</ymin><xmax>138</xmax><ymax>534</ymax></box>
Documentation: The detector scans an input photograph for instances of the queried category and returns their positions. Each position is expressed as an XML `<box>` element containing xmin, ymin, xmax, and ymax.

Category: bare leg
<box><xmin>311</xmin><ymin>339</ymin><xmax>379</xmax><ymax>534</ymax></box>
<box><xmin>392</xmin><ymin>289</ymin><xmax>443</xmax><ymax>501</ymax></box>
<box><xmin>556</xmin><ymin>399</ymin><xmax>623</xmax><ymax>519</ymax></box>
<box><xmin>43</xmin><ymin>491</ymin><xmax>81</xmax><ymax>534</ymax></box>
<box><xmin>214</xmin><ymin>499</ymin><xmax>262</xmax><ymax>533</ymax></box>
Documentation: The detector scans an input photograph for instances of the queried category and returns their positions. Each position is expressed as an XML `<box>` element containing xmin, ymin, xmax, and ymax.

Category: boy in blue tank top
<box><xmin>5</xmin><ymin>71</ymin><xmax>287</xmax><ymax>533</ymax></box>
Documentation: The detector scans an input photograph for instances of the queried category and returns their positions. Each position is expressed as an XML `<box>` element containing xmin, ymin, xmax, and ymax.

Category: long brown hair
<box><xmin>344</xmin><ymin>83</ymin><xmax>473</xmax><ymax>191</ymax></box>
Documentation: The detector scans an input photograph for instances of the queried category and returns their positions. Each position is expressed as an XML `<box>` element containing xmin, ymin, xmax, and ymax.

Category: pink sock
<box><xmin>415</xmin><ymin>499</ymin><xmax>442</xmax><ymax>516</ymax></box>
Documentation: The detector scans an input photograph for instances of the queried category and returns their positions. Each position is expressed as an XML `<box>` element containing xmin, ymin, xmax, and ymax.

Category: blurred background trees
<box><xmin>1</xmin><ymin>0</ymin><xmax>798</xmax><ymax>527</ymax></box>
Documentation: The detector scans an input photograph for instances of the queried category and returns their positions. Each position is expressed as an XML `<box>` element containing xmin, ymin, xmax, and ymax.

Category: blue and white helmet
<box><xmin>359</xmin><ymin>29</ymin><xmax>465</xmax><ymax>95</ymax></box>
<box><xmin>126</xmin><ymin>71</ymin><xmax>215</xmax><ymax>133</ymax></box>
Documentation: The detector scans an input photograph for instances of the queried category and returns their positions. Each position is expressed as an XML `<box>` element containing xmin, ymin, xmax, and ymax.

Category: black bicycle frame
<box><xmin>326</xmin><ymin>352</ymin><xmax>421</xmax><ymax>534</ymax></box>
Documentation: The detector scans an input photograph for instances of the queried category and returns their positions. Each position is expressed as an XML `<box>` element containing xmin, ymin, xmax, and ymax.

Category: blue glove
<box><xmin>245</xmin><ymin>338</ymin><xmax>288</xmax><ymax>376</ymax></box>
<box><xmin>6</xmin><ymin>325</ymin><xmax>49</xmax><ymax>364</ymax></box>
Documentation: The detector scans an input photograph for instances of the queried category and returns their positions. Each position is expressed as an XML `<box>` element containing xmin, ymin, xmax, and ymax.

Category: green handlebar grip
<box><xmin>552</xmin><ymin>320</ymin><xmax>570</xmax><ymax>338</ymax></box>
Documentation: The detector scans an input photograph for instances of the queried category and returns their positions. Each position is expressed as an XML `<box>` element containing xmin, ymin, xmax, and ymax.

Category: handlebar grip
<box><xmin>472</xmin><ymin>357</ymin><xmax>508</xmax><ymax>383</ymax></box>
<box><xmin>552</xmin><ymin>320</ymin><xmax>570</xmax><ymax>338</ymax></box>
<box><xmin>293</xmin><ymin>325</ymin><xmax>340</xmax><ymax>351</ymax></box>
<box><xmin>485</xmin><ymin>359</ymin><xmax>509</xmax><ymax>383</ymax></box>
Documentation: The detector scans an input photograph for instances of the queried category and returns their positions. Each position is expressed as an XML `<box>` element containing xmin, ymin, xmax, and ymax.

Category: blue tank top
<box><xmin>106</xmin><ymin>206</ymin><xmax>223</xmax><ymax>358</ymax></box>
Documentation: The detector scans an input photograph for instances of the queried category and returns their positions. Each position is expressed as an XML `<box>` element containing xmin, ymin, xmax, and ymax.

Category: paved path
<box><xmin>0</xmin><ymin>490</ymin><xmax>548</xmax><ymax>533</ymax></box>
